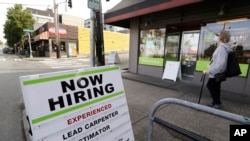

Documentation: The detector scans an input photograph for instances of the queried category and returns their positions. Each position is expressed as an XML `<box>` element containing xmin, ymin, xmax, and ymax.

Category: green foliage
<box><xmin>3</xmin><ymin>4</ymin><xmax>35</xmax><ymax>47</ymax></box>
<box><xmin>0</xmin><ymin>40</ymin><xmax>3</xmax><ymax>45</ymax></box>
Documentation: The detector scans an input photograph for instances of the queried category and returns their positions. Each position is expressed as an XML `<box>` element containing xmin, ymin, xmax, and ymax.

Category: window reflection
<box><xmin>181</xmin><ymin>32</ymin><xmax>200</xmax><ymax>77</ymax></box>
<box><xmin>139</xmin><ymin>28</ymin><xmax>166</xmax><ymax>66</ymax></box>
<box><xmin>197</xmin><ymin>19</ymin><xmax>250</xmax><ymax>77</ymax></box>
<box><xmin>165</xmin><ymin>34</ymin><xmax>179</xmax><ymax>61</ymax></box>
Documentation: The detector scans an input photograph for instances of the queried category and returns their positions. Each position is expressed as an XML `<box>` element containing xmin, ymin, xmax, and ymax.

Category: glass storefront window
<box><xmin>164</xmin><ymin>34</ymin><xmax>179</xmax><ymax>62</ymax></box>
<box><xmin>139</xmin><ymin>28</ymin><xmax>166</xmax><ymax>66</ymax></box>
<box><xmin>181</xmin><ymin>32</ymin><xmax>200</xmax><ymax>77</ymax></box>
<box><xmin>196</xmin><ymin>19</ymin><xmax>250</xmax><ymax>77</ymax></box>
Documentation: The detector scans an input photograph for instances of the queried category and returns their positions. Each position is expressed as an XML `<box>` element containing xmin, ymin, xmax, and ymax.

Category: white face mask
<box><xmin>214</xmin><ymin>36</ymin><xmax>219</xmax><ymax>42</ymax></box>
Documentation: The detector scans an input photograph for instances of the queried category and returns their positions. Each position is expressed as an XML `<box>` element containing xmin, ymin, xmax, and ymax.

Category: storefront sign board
<box><xmin>20</xmin><ymin>66</ymin><xmax>134</xmax><ymax>141</ymax></box>
<box><xmin>162</xmin><ymin>61</ymin><xmax>182</xmax><ymax>81</ymax></box>
<box><xmin>108</xmin><ymin>51</ymin><xmax>120</xmax><ymax>64</ymax></box>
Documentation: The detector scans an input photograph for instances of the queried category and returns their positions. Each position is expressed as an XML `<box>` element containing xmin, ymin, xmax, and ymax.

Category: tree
<box><xmin>3</xmin><ymin>4</ymin><xmax>35</xmax><ymax>47</ymax></box>
<box><xmin>204</xmin><ymin>44</ymin><xmax>216</xmax><ymax>60</ymax></box>
<box><xmin>0</xmin><ymin>40</ymin><xmax>3</xmax><ymax>46</ymax></box>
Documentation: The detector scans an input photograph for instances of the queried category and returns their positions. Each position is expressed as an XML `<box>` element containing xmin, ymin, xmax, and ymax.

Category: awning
<box><xmin>34</xmin><ymin>31</ymin><xmax>49</xmax><ymax>42</ymax></box>
<box><xmin>104</xmin><ymin>0</ymin><xmax>203</xmax><ymax>24</ymax></box>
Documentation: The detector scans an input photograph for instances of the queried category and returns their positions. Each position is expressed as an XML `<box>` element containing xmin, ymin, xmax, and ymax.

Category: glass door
<box><xmin>180</xmin><ymin>31</ymin><xmax>200</xmax><ymax>78</ymax></box>
<box><xmin>163</xmin><ymin>33</ymin><xmax>180</xmax><ymax>66</ymax></box>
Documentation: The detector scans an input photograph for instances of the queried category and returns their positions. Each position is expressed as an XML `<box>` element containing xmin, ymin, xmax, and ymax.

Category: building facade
<box><xmin>33</xmin><ymin>22</ymin><xmax>78</xmax><ymax>57</ymax></box>
<box><xmin>25</xmin><ymin>8</ymin><xmax>82</xmax><ymax>57</ymax></box>
<box><xmin>60</xmin><ymin>14</ymin><xmax>84</xmax><ymax>27</ymax></box>
<box><xmin>104</xmin><ymin>0</ymin><xmax>250</xmax><ymax>95</ymax></box>
<box><xmin>78</xmin><ymin>27</ymin><xmax>129</xmax><ymax>56</ymax></box>
<box><xmin>26</xmin><ymin>8</ymin><xmax>54</xmax><ymax>30</ymax></box>
<box><xmin>26</xmin><ymin>7</ymin><xmax>129</xmax><ymax>58</ymax></box>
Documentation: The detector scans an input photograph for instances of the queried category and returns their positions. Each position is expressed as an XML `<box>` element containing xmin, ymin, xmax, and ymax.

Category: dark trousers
<box><xmin>206</xmin><ymin>78</ymin><xmax>222</xmax><ymax>105</ymax></box>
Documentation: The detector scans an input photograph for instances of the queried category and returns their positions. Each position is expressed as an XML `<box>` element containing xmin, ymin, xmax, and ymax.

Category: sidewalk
<box><xmin>17</xmin><ymin>54</ymin><xmax>89</xmax><ymax>61</ymax></box>
<box><xmin>18</xmin><ymin>50</ymin><xmax>129</xmax><ymax>61</ymax></box>
<box><xmin>121</xmin><ymin>71</ymin><xmax>250</xmax><ymax>141</ymax></box>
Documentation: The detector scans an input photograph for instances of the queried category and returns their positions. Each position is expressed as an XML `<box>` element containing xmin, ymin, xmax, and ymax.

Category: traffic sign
<box><xmin>23</xmin><ymin>29</ymin><xmax>34</xmax><ymax>32</ymax></box>
<box><xmin>88</xmin><ymin>0</ymin><xmax>100</xmax><ymax>11</ymax></box>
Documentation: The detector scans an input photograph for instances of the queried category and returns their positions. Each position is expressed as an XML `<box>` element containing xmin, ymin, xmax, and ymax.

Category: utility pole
<box><xmin>88</xmin><ymin>0</ymin><xmax>105</xmax><ymax>66</ymax></box>
<box><xmin>95</xmin><ymin>9</ymin><xmax>105</xmax><ymax>66</ymax></box>
<box><xmin>54</xmin><ymin>0</ymin><xmax>61</xmax><ymax>58</ymax></box>
<box><xmin>90</xmin><ymin>10</ymin><xmax>96</xmax><ymax>67</ymax></box>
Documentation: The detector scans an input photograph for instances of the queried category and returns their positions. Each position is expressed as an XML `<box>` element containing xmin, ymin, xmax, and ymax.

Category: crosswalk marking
<box><xmin>51</xmin><ymin>65</ymin><xmax>89</xmax><ymax>69</ymax></box>
<box><xmin>73</xmin><ymin>58</ymin><xmax>90</xmax><ymax>61</ymax></box>
<box><xmin>0</xmin><ymin>58</ymin><xmax>22</xmax><ymax>61</ymax></box>
<box><xmin>14</xmin><ymin>58</ymin><xmax>22</xmax><ymax>61</ymax></box>
<box><xmin>39</xmin><ymin>59</ymin><xmax>90</xmax><ymax>69</ymax></box>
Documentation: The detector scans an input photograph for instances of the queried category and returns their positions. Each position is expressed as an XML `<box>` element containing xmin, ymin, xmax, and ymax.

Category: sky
<box><xmin>0</xmin><ymin>0</ymin><xmax>121</xmax><ymax>43</ymax></box>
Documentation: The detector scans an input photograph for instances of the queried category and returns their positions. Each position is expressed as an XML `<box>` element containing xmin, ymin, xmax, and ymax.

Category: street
<box><xmin>0</xmin><ymin>51</ymin><xmax>46</xmax><ymax>141</ymax></box>
<box><xmin>0</xmin><ymin>49</ymin><xmax>64</xmax><ymax>140</ymax></box>
<box><xmin>0</xmin><ymin>47</ymin><xmax>129</xmax><ymax>140</ymax></box>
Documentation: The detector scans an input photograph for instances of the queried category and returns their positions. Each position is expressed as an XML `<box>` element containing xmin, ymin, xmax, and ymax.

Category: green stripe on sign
<box><xmin>23</xmin><ymin>66</ymin><xmax>119</xmax><ymax>85</ymax></box>
<box><xmin>32</xmin><ymin>90</ymin><xmax>124</xmax><ymax>124</ymax></box>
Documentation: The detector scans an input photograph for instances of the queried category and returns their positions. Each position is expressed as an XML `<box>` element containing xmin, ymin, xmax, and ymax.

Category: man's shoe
<box><xmin>207</xmin><ymin>102</ymin><xmax>214</xmax><ymax>107</ymax></box>
<box><xmin>213</xmin><ymin>104</ymin><xmax>223</xmax><ymax>109</ymax></box>
<box><xmin>207</xmin><ymin>102</ymin><xmax>223</xmax><ymax>109</ymax></box>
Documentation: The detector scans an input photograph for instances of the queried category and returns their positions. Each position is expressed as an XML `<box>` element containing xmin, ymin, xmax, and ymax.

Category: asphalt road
<box><xmin>0</xmin><ymin>52</ymin><xmax>78</xmax><ymax>140</ymax></box>
<box><xmin>0</xmin><ymin>51</ymin><xmax>53</xmax><ymax>140</ymax></box>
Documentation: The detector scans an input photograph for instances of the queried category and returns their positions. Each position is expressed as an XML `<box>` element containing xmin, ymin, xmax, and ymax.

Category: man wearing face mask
<box><xmin>204</xmin><ymin>30</ymin><xmax>232</xmax><ymax>109</ymax></box>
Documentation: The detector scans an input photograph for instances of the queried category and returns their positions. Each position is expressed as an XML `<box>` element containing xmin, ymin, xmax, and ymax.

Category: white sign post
<box><xmin>162</xmin><ymin>61</ymin><xmax>182</xmax><ymax>81</ymax></box>
<box><xmin>23</xmin><ymin>29</ymin><xmax>34</xmax><ymax>58</ymax></box>
<box><xmin>20</xmin><ymin>66</ymin><xmax>134</xmax><ymax>141</ymax></box>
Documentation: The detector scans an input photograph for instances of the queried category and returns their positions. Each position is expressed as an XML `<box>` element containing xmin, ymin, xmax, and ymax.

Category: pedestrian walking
<box><xmin>204</xmin><ymin>30</ymin><xmax>232</xmax><ymax>109</ymax></box>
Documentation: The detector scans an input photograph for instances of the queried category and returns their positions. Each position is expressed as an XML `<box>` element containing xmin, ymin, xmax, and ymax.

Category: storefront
<box><xmin>33</xmin><ymin>22</ymin><xmax>78</xmax><ymax>57</ymax></box>
<box><xmin>139</xmin><ymin>28</ymin><xmax>200</xmax><ymax>79</ymax></box>
<box><xmin>104</xmin><ymin>0</ymin><xmax>250</xmax><ymax>95</ymax></box>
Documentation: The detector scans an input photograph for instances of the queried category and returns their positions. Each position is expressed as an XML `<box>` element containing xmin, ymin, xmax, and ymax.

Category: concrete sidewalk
<box><xmin>121</xmin><ymin>71</ymin><xmax>250</xmax><ymax>141</ymax></box>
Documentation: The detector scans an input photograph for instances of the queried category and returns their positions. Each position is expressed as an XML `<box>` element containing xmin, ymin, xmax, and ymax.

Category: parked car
<box><xmin>2</xmin><ymin>47</ymin><xmax>14</xmax><ymax>54</ymax></box>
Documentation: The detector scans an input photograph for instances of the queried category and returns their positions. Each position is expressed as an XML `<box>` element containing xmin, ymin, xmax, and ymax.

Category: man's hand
<box><xmin>204</xmin><ymin>70</ymin><xmax>209</xmax><ymax>75</ymax></box>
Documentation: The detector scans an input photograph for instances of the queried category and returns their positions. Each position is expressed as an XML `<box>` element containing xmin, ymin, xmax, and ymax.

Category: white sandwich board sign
<box><xmin>162</xmin><ymin>61</ymin><xmax>181</xmax><ymax>81</ymax></box>
<box><xmin>108</xmin><ymin>51</ymin><xmax>120</xmax><ymax>64</ymax></box>
<box><xmin>20</xmin><ymin>66</ymin><xmax>134</xmax><ymax>141</ymax></box>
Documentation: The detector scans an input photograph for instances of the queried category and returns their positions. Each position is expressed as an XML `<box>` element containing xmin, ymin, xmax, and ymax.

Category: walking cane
<box><xmin>198</xmin><ymin>73</ymin><xmax>206</xmax><ymax>104</ymax></box>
